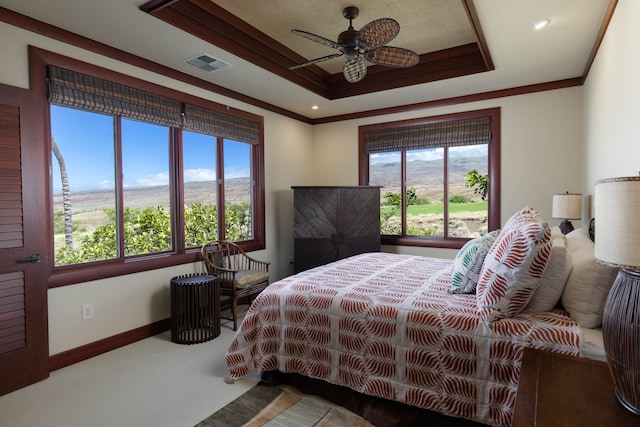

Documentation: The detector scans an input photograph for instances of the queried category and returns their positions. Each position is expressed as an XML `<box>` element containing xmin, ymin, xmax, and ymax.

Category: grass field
<box><xmin>382</xmin><ymin>202</ymin><xmax>488</xmax><ymax>216</ymax></box>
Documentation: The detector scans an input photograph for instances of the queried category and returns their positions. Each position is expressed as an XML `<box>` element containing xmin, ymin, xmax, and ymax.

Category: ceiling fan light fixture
<box><xmin>343</xmin><ymin>57</ymin><xmax>367</xmax><ymax>83</ymax></box>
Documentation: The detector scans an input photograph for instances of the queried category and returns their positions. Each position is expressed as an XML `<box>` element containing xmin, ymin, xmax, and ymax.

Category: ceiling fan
<box><xmin>288</xmin><ymin>6</ymin><xmax>420</xmax><ymax>83</ymax></box>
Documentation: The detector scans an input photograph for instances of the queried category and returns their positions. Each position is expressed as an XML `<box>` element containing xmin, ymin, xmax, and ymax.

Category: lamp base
<box><xmin>614</xmin><ymin>388</ymin><xmax>640</xmax><ymax>416</ymax></box>
<box><xmin>603</xmin><ymin>269</ymin><xmax>640</xmax><ymax>415</ymax></box>
<box><xmin>558</xmin><ymin>220</ymin><xmax>574</xmax><ymax>235</ymax></box>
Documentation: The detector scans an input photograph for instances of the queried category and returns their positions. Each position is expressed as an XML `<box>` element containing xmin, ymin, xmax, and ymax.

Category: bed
<box><xmin>225</xmin><ymin>208</ymin><xmax>615</xmax><ymax>427</ymax></box>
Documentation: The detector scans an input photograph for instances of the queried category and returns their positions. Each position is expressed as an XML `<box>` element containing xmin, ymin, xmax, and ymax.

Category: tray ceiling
<box><xmin>141</xmin><ymin>0</ymin><xmax>494</xmax><ymax>99</ymax></box>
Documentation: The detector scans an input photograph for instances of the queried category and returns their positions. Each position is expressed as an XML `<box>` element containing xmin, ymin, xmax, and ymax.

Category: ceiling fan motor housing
<box><xmin>338</xmin><ymin>28</ymin><xmax>358</xmax><ymax>58</ymax></box>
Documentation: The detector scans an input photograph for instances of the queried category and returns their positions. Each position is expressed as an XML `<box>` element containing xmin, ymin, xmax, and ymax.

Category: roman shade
<box><xmin>47</xmin><ymin>65</ymin><xmax>182</xmax><ymax>127</ymax></box>
<box><xmin>364</xmin><ymin>116</ymin><xmax>491</xmax><ymax>153</ymax></box>
<box><xmin>47</xmin><ymin>65</ymin><xmax>262</xmax><ymax>144</ymax></box>
<box><xmin>183</xmin><ymin>104</ymin><xmax>261</xmax><ymax>145</ymax></box>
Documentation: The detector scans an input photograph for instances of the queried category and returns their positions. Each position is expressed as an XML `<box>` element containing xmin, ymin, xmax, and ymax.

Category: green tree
<box><xmin>380</xmin><ymin>187</ymin><xmax>419</xmax><ymax>234</ymax></box>
<box><xmin>184</xmin><ymin>202</ymin><xmax>218</xmax><ymax>247</ymax></box>
<box><xmin>55</xmin><ymin>202</ymin><xmax>253</xmax><ymax>265</ymax></box>
<box><xmin>465</xmin><ymin>170</ymin><xmax>489</xmax><ymax>201</ymax></box>
<box><xmin>449</xmin><ymin>194</ymin><xmax>470</xmax><ymax>203</ymax></box>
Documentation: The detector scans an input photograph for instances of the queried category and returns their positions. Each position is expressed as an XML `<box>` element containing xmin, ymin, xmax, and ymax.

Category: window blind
<box><xmin>364</xmin><ymin>116</ymin><xmax>491</xmax><ymax>153</ymax></box>
<box><xmin>182</xmin><ymin>103</ymin><xmax>261</xmax><ymax>145</ymax></box>
<box><xmin>47</xmin><ymin>65</ymin><xmax>182</xmax><ymax>127</ymax></box>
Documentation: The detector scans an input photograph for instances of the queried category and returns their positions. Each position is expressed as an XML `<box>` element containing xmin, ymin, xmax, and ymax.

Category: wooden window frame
<box><xmin>358</xmin><ymin>108</ymin><xmax>501</xmax><ymax>249</ymax></box>
<box><xmin>29</xmin><ymin>47</ymin><xmax>266</xmax><ymax>288</ymax></box>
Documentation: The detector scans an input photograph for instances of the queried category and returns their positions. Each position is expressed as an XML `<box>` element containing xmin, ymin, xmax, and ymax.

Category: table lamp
<box><xmin>552</xmin><ymin>192</ymin><xmax>582</xmax><ymax>234</ymax></box>
<box><xmin>594</xmin><ymin>176</ymin><xmax>640</xmax><ymax>415</ymax></box>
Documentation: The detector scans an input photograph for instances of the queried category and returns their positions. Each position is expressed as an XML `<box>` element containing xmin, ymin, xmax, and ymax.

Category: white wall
<box><xmin>583</xmin><ymin>0</ymin><xmax>640</xmax><ymax>219</ymax></box>
<box><xmin>0</xmin><ymin>22</ymin><xmax>314</xmax><ymax>355</ymax></box>
<box><xmin>312</xmin><ymin>88</ymin><xmax>584</xmax><ymax>258</ymax></box>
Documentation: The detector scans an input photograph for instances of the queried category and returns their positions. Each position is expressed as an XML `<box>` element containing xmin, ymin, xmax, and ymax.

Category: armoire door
<box><xmin>0</xmin><ymin>84</ymin><xmax>49</xmax><ymax>396</ymax></box>
<box><xmin>336</xmin><ymin>187</ymin><xmax>380</xmax><ymax>259</ymax></box>
<box><xmin>293</xmin><ymin>187</ymin><xmax>338</xmax><ymax>272</ymax></box>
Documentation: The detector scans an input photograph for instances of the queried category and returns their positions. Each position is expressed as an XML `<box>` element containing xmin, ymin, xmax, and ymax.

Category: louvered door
<box><xmin>0</xmin><ymin>85</ymin><xmax>49</xmax><ymax>396</ymax></box>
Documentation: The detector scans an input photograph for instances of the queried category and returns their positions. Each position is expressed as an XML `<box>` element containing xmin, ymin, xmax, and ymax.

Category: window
<box><xmin>45</xmin><ymin>60</ymin><xmax>265</xmax><ymax>282</ymax></box>
<box><xmin>51</xmin><ymin>107</ymin><xmax>118</xmax><ymax>264</ymax></box>
<box><xmin>359</xmin><ymin>109</ymin><xmax>500</xmax><ymax>249</ymax></box>
<box><xmin>182</xmin><ymin>131</ymin><xmax>218</xmax><ymax>247</ymax></box>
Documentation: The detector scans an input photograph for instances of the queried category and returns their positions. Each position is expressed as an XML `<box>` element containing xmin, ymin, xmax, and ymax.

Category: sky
<box><xmin>370</xmin><ymin>144</ymin><xmax>488</xmax><ymax>164</ymax></box>
<box><xmin>50</xmin><ymin>105</ymin><xmax>250</xmax><ymax>193</ymax></box>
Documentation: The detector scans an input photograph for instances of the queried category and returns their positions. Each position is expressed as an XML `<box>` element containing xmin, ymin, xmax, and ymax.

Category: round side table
<box><xmin>170</xmin><ymin>274</ymin><xmax>219</xmax><ymax>344</ymax></box>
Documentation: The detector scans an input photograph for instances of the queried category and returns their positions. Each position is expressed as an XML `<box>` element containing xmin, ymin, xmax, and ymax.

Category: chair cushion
<box><xmin>235</xmin><ymin>270</ymin><xmax>269</xmax><ymax>289</ymax></box>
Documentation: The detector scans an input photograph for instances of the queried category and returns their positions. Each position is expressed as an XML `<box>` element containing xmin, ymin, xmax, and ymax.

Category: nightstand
<box><xmin>513</xmin><ymin>347</ymin><xmax>640</xmax><ymax>426</ymax></box>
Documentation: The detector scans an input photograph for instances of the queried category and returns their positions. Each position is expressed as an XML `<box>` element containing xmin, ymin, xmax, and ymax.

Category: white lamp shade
<box><xmin>552</xmin><ymin>193</ymin><xmax>582</xmax><ymax>220</ymax></box>
<box><xmin>594</xmin><ymin>177</ymin><xmax>640</xmax><ymax>269</ymax></box>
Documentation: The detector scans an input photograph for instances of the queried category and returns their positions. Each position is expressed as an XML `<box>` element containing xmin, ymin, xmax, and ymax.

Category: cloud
<box><xmin>370</xmin><ymin>145</ymin><xmax>487</xmax><ymax>164</ymax></box>
<box><xmin>407</xmin><ymin>148</ymin><xmax>442</xmax><ymax>162</ymax></box>
<box><xmin>184</xmin><ymin>168</ymin><xmax>216</xmax><ymax>182</ymax></box>
<box><xmin>98</xmin><ymin>180</ymin><xmax>114</xmax><ymax>189</ymax></box>
<box><xmin>129</xmin><ymin>172</ymin><xmax>170</xmax><ymax>188</ymax></box>
<box><xmin>116</xmin><ymin>166</ymin><xmax>250</xmax><ymax>189</ymax></box>
<box><xmin>225</xmin><ymin>167</ymin><xmax>250</xmax><ymax>179</ymax></box>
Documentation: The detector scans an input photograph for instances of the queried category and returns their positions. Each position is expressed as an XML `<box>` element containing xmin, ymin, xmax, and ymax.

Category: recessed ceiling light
<box><xmin>311</xmin><ymin>105</ymin><xmax>319</xmax><ymax>110</ymax></box>
<box><xmin>531</xmin><ymin>19</ymin><xmax>550</xmax><ymax>30</ymax></box>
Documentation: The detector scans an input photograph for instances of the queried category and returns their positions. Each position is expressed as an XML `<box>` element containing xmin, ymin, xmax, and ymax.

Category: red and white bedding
<box><xmin>225</xmin><ymin>252</ymin><xmax>582</xmax><ymax>427</ymax></box>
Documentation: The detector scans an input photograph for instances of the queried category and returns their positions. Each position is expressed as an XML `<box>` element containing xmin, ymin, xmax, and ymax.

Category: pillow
<box><xmin>561</xmin><ymin>228</ymin><xmax>618</xmax><ymax>328</ymax></box>
<box><xmin>550</xmin><ymin>225</ymin><xmax>564</xmax><ymax>240</ymax></box>
<box><xmin>526</xmin><ymin>235</ymin><xmax>573</xmax><ymax>312</ymax></box>
<box><xmin>477</xmin><ymin>207</ymin><xmax>552</xmax><ymax>323</ymax></box>
<box><xmin>450</xmin><ymin>230</ymin><xmax>501</xmax><ymax>294</ymax></box>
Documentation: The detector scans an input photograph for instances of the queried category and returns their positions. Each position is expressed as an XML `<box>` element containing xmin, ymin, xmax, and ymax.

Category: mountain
<box><xmin>370</xmin><ymin>156</ymin><xmax>488</xmax><ymax>202</ymax></box>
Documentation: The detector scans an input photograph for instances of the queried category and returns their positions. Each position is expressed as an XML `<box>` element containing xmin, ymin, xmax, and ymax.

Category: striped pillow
<box><xmin>477</xmin><ymin>208</ymin><xmax>552</xmax><ymax>323</ymax></box>
<box><xmin>450</xmin><ymin>230</ymin><xmax>501</xmax><ymax>294</ymax></box>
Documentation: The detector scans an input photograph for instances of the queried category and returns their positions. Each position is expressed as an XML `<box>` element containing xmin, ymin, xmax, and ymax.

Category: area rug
<box><xmin>196</xmin><ymin>382</ymin><xmax>374</xmax><ymax>427</ymax></box>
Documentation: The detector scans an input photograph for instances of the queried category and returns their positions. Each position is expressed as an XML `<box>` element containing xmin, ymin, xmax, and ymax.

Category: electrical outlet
<box><xmin>288</xmin><ymin>256</ymin><xmax>294</xmax><ymax>265</ymax></box>
<box><xmin>82</xmin><ymin>303</ymin><xmax>94</xmax><ymax>320</ymax></box>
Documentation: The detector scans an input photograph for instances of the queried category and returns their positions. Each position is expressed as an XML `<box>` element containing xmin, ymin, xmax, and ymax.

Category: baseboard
<box><xmin>49</xmin><ymin>318</ymin><xmax>171</xmax><ymax>371</ymax></box>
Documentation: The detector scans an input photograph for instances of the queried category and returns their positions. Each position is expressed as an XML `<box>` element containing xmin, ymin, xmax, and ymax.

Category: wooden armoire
<box><xmin>292</xmin><ymin>186</ymin><xmax>381</xmax><ymax>273</ymax></box>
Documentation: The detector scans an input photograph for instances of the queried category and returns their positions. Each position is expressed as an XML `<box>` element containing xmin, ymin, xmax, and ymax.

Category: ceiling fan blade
<box><xmin>289</xmin><ymin>52</ymin><xmax>344</xmax><ymax>70</ymax></box>
<box><xmin>364</xmin><ymin>46</ymin><xmax>419</xmax><ymax>68</ymax></box>
<box><xmin>356</xmin><ymin>18</ymin><xmax>400</xmax><ymax>50</ymax></box>
<box><xmin>343</xmin><ymin>56</ymin><xmax>367</xmax><ymax>83</ymax></box>
<box><xmin>291</xmin><ymin>29</ymin><xmax>342</xmax><ymax>50</ymax></box>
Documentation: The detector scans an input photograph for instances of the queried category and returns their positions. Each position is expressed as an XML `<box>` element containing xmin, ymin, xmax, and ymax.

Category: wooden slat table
<box><xmin>170</xmin><ymin>274</ymin><xmax>219</xmax><ymax>344</ymax></box>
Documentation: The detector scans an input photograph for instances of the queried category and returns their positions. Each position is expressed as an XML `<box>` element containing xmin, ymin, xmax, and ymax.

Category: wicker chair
<box><xmin>201</xmin><ymin>240</ymin><xmax>270</xmax><ymax>330</ymax></box>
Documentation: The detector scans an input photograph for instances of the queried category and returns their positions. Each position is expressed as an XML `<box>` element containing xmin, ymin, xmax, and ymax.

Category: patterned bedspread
<box><xmin>225</xmin><ymin>252</ymin><xmax>582</xmax><ymax>427</ymax></box>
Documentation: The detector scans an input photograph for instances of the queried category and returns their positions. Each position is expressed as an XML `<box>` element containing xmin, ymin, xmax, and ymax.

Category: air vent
<box><xmin>183</xmin><ymin>54</ymin><xmax>232</xmax><ymax>72</ymax></box>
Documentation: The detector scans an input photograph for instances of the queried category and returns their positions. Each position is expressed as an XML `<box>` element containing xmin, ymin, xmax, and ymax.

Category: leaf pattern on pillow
<box><xmin>529</xmin><ymin>237</ymin><xmax>552</xmax><ymax>278</ymax></box>
<box><xmin>490</xmin><ymin>230</ymin><xmax>529</xmax><ymax>269</ymax></box>
<box><xmin>450</xmin><ymin>230</ymin><xmax>501</xmax><ymax>294</ymax></box>
<box><xmin>476</xmin><ymin>208</ymin><xmax>552</xmax><ymax>324</ymax></box>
